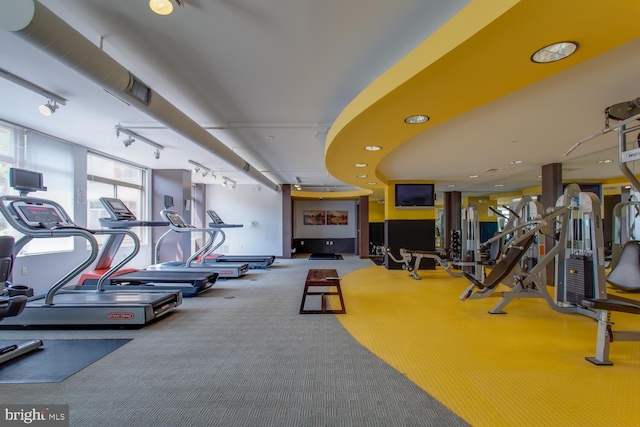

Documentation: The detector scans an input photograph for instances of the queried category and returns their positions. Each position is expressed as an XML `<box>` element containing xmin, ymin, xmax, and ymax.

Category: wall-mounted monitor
<box><xmin>9</xmin><ymin>168</ymin><xmax>47</xmax><ymax>194</ymax></box>
<box><xmin>394</xmin><ymin>183</ymin><xmax>435</xmax><ymax>208</ymax></box>
<box><xmin>164</xmin><ymin>195</ymin><xmax>174</xmax><ymax>209</ymax></box>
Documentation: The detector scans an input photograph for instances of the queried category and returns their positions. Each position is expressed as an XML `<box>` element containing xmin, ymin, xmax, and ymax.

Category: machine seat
<box><xmin>607</xmin><ymin>241</ymin><xmax>640</xmax><ymax>292</ymax></box>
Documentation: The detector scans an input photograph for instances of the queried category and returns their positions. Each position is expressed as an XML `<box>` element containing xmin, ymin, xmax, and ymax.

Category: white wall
<box><xmin>293</xmin><ymin>200</ymin><xmax>357</xmax><ymax>239</ymax></box>
<box><xmin>206</xmin><ymin>184</ymin><xmax>283</xmax><ymax>256</ymax></box>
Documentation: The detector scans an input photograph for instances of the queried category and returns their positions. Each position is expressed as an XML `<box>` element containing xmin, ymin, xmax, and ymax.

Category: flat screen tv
<box><xmin>394</xmin><ymin>183</ymin><xmax>435</xmax><ymax>207</ymax></box>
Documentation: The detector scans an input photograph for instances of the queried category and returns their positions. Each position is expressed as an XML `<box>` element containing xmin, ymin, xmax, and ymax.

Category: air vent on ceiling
<box><xmin>127</xmin><ymin>74</ymin><xmax>152</xmax><ymax>105</ymax></box>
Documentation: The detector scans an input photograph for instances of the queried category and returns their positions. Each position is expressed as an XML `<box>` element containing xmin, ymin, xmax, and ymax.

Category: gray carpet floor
<box><xmin>0</xmin><ymin>256</ymin><xmax>470</xmax><ymax>427</ymax></box>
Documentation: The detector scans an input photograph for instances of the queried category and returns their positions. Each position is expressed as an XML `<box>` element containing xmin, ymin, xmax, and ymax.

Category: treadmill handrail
<box><xmin>0</xmin><ymin>195</ymin><xmax>99</xmax><ymax>305</ymax></box>
<box><xmin>156</xmin><ymin>210</ymin><xmax>217</xmax><ymax>267</ymax></box>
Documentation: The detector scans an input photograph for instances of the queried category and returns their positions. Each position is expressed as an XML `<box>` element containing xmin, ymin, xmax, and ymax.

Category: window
<box><xmin>86</xmin><ymin>152</ymin><xmax>147</xmax><ymax>245</ymax></box>
<box><xmin>0</xmin><ymin>123</ymin><xmax>74</xmax><ymax>256</ymax></box>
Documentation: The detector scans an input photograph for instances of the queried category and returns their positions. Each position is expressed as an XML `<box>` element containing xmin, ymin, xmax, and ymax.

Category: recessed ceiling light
<box><xmin>149</xmin><ymin>0</ymin><xmax>174</xmax><ymax>15</ymax></box>
<box><xmin>364</xmin><ymin>145</ymin><xmax>382</xmax><ymax>151</ymax></box>
<box><xmin>354</xmin><ymin>163</ymin><xmax>367</xmax><ymax>168</ymax></box>
<box><xmin>596</xmin><ymin>159</ymin><xmax>614</xmax><ymax>164</ymax></box>
<box><xmin>404</xmin><ymin>115</ymin><xmax>429</xmax><ymax>124</ymax></box>
<box><xmin>367</xmin><ymin>182</ymin><xmax>377</xmax><ymax>185</ymax></box>
<box><xmin>356</xmin><ymin>174</ymin><xmax>368</xmax><ymax>178</ymax></box>
<box><xmin>531</xmin><ymin>41</ymin><xmax>578</xmax><ymax>63</ymax></box>
<box><xmin>510</xmin><ymin>160</ymin><xmax>523</xmax><ymax>165</ymax></box>
<box><xmin>469</xmin><ymin>174</ymin><xmax>479</xmax><ymax>179</ymax></box>
<box><xmin>494</xmin><ymin>184</ymin><xmax>504</xmax><ymax>187</ymax></box>
<box><xmin>448</xmin><ymin>184</ymin><xmax>456</xmax><ymax>187</ymax></box>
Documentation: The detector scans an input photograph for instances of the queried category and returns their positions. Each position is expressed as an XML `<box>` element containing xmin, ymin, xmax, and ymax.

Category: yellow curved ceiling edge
<box><xmin>292</xmin><ymin>189</ymin><xmax>372</xmax><ymax>200</ymax></box>
<box><xmin>326</xmin><ymin>0</ymin><xmax>640</xmax><ymax>190</ymax></box>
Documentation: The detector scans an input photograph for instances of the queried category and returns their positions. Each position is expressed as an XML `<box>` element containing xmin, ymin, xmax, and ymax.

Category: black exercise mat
<box><xmin>0</xmin><ymin>339</ymin><xmax>131</xmax><ymax>383</ymax></box>
<box><xmin>370</xmin><ymin>256</ymin><xmax>384</xmax><ymax>265</ymax></box>
<box><xmin>309</xmin><ymin>253</ymin><xmax>343</xmax><ymax>260</ymax></box>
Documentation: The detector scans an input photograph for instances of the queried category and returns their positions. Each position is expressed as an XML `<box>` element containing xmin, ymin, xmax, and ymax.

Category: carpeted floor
<box><xmin>0</xmin><ymin>256</ymin><xmax>469</xmax><ymax>427</ymax></box>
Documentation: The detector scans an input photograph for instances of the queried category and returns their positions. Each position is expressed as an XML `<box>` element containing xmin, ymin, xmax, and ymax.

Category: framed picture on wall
<box><xmin>326</xmin><ymin>210</ymin><xmax>348</xmax><ymax>225</ymax></box>
<box><xmin>303</xmin><ymin>210</ymin><xmax>326</xmax><ymax>225</ymax></box>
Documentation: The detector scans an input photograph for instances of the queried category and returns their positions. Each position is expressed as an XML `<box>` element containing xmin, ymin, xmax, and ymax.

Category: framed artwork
<box><xmin>303</xmin><ymin>210</ymin><xmax>326</xmax><ymax>225</ymax></box>
<box><xmin>326</xmin><ymin>210</ymin><xmax>348</xmax><ymax>225</ymax></box>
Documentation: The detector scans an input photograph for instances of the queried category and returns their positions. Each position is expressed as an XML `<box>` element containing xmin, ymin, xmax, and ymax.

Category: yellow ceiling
<box><xmin>325</xmin><ymin>0</ymin><xmax>640</xmax><ymax>192</ymax></box>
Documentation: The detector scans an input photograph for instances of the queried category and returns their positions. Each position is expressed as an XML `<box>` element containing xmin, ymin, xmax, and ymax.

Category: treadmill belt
<box><xmin>0</xmin><ymin>339</ymin><xmax>131</xmax><ymax>383</ymax></box>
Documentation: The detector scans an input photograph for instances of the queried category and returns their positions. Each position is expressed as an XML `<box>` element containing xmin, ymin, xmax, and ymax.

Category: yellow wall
<box><xmin>466</xmin><ymin>196</ymin><xmax>498</xmax><ymax>222</ymax></box>
<box><xmin>369</xmin><ymin>200</ymin><xmax>386</xmax><ymax>222</ymax></box>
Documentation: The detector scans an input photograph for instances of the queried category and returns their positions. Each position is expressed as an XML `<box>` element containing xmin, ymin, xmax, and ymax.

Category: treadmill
<box><xmin>0</xmin><ymin>169</ymin><xmax>181</xmax><ymax>329</ymax></box>
<box><xmin>203</xmin><ymin>210</ymin><xmax>275</xmax><ymax>269</ymax></box>
<box><xmin>75</xmin><ymin>197</ymin><xmax>217</xmax><ymax>297</ymax></box>
<box><xmin>147</xmin><ymin>210</ymin><xmax>249</xmax><ymax>278</ymax></box>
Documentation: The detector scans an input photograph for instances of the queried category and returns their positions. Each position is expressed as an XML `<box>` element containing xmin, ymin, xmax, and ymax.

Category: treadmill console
<box><xmin>207</xmin><ymin>210</ymin><xmax>224</xmax><ymax>224</ymax></box>
<box><xmin>10</xmin><ymin>201</ymin><xmax>75</xmax><ymax>229</ymax></box>
<box><xmin>100</xmin><ymin>197</ymin><xmax>137</xmax><ymax>221</ymax></box>
<box><xmin>165</xmin><ymin>212</ymin><xmax>191</xmax><ymax>228</ymax></box>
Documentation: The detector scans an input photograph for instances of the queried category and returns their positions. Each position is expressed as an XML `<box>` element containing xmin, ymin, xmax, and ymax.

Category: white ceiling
<box><xmin>0</xmin><ymin>0</ymin><xmax>638</xmax><ymax>197</ymax></box>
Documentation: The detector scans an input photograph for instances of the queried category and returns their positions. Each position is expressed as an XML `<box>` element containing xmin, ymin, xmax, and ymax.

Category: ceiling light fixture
<box><xmin>404</xmin><ymin>115</ymin><xmax>429</xmax><ymax>124</ymax></box>
<box><xmin>531</xmin><ymin>41</ymin><xmax>578</xmax><ymax>63</ymax></box>
<box><xmin>294</xmin><ymin>176</ymin><xmax>302</xmax><ymax>190</ymax></box>
<box><xmin>222</xmin><ymin>176</ymin><xmax>236</xmax><ymax>189</ymax></box>
<box><xmin>149</xmin><ymin>0</ymin><xmax>183</xmax><ymax>15</ymax></box>
<box><xmin>596</xmin><ymin>159</ymin><xmax>614</xmax><ymax>164</ymax></box>
<box><xmin>356</xmin><ymin>174</ymin><xmax>368</xmax><ymax>178</ymax></box>
<box><xmin>367</xmin><ymin>182</ymin><xmax>377</xmax><ymax>185</ymax></box>
<box><xmin>115</xmin><ymin>125</ymin><xmax>165</xmax><ymax>159</ymax></box>
<box><xmin>38</xmin><ymin>99</ymin><xmax>59</xmax><ymax>117</ymax></box>
<box><xmin>0</xmin><ymin>67</ymin><xmax>67</xmax><ymax>116</ymax></box>
<box><xmin>510</xmin><ymin>160</ymin><xmax>523</xmax><ymax>165</ymax></box>
<box><xmin>354</xmin><ymin>163</ymin><xmax>367</xmax><ymax>168</ymax></box>
<box><xmin>364</xmin><ymin>145</ymin><xmax>382</xmax><ymax>151</ymax></box>
<box><xmin>469</xmin><ymin>174</ymin><xmax>479</xmax><ymax>179</ymax></box>
<box><xmin>188</xmin><ymin>160</ymin><xmax>212</xmax><ymax>177</ymax></box>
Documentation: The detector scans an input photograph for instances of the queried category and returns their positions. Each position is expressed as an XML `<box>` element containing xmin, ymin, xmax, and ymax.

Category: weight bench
<box><xmin>299</xmin><ymin>269</ymin><xmax>346</xmax><ymax>314</ymax></box>
<box><xmin>581</xmin><ymin>295</ymin><xmax>640</xmax><ymax>365</ymax></box>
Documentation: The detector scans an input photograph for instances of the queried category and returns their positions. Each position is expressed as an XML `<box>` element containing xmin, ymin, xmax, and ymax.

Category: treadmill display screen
<box><xmin>108</xmin><ymin>199</ymin><xmax>128</xmax><ymax>211</ymax></box>
<box><xmin>16</xmin><ymin>205</ymin><xmax>63</xmax><ymax>226</ymax></box>
<box><xmin>208</xmin><ymin>210</ymin><xmax>224</xmax><ymax>224</ymax></box>
<box><xmin>166</xmin><ymin>212</ymin><xmax>187</xmax><ymax>227</ymax></box>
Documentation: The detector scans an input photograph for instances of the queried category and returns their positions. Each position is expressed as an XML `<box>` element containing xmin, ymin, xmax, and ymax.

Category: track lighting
<box><xmin>222</xmin><ymin>176</ymin><xmax>236</xmax><ymax>189</ymax></box>
<box><xmin>38</xmin><ymin>99</ymin><xmax>59</xmax><ymax>117</ymax></box>
<box><xmin>0</xmin><ymin>68</ymin><xmax>67</xmax><ymax>117</ymax></box>
<box><xmin>294</xmin><ymin>176</ymin><xmax>302</xmax><ymax>190</ymax></box>
<box><xmin>188</xmin><ymin>160</ymin><xmax>213</xmax><ymax>178</ymax></box>
<box><xmin>115</xmin><ymin>125</ymin><xmax>165</xmax><ymax>159</ymax></box>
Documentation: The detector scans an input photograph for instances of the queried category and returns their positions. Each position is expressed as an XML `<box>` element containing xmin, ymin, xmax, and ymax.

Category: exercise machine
<box><xmin>148</xmin><ymin>210</ymin><xmax>249</xmax><ymax>278</ymax></box>
<box><xmin>0</xmin><ymin>168</ymin><xmax>182</xmax><ymax>328</ymax></box>
<box><xmin>75</xmin><ymin>197</ymin><xmax>217</xmax><ymax>297</ymax></box>
<box><xmin>202</xmin><ymin>210</ymin><xmax>275</xmax><ymax>269</ymax></box>
<box><xmin>0</xmin><ymin>235</ymin><xmax>42</xmax><ymax>363</ymax></box>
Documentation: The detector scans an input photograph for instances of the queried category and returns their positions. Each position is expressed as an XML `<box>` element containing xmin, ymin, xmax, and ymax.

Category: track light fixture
<box><xmin>222</xmin><ymin>176</ymin><xmax>236</xmax><ymax>189</ymax></box>
<box><xmin>294</xmin><ymin>176</ymin><xmax>302</xmax><ymax>190</ymax></box>
<box><xmin>0</xmin><ymin>68</ymin><xmax>67</xmax><ymax>117</ymax></box>
<box><xmin>188</xmin><ymin>160</ymin><xmax>213</xmax><ymax>178</ymax></box>
<box><xmin>115</xmin><ymin>125</ymin><xmax>165</xmax><ymax>159</ymax></box>
<box><xmin>38</xmin><ymin>99</ymin><xmax>59</xmax><ymax>117</ymax></box>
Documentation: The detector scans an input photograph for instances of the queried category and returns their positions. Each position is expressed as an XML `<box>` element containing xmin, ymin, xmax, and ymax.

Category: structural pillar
<box><xmin>444</xmin><ymin>191</ymin><xmax>462</xmax><ymax>252</ymax></box>
<box><xmin>541</xmin><ymin>163</ymin><xmax>562</xmax><ymax>285</ymax></box>
<box><xmin>281</xmin><ymin>184</ymin><xmax>292</xmax><ymax>258</ymax></box>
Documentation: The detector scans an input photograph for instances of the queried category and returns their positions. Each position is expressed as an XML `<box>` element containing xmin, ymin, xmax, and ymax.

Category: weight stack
<box><xmin>565</xmin><ymin>254</ymin><xmax>594</xmax><ymax>304</ymax></box>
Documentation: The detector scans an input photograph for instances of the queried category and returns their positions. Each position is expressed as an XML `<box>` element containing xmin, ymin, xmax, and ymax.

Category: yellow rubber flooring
<box><xmin>336</xmin><ymin>265</ymin><xmax>640</xmax><ymax>427</ymax></box>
